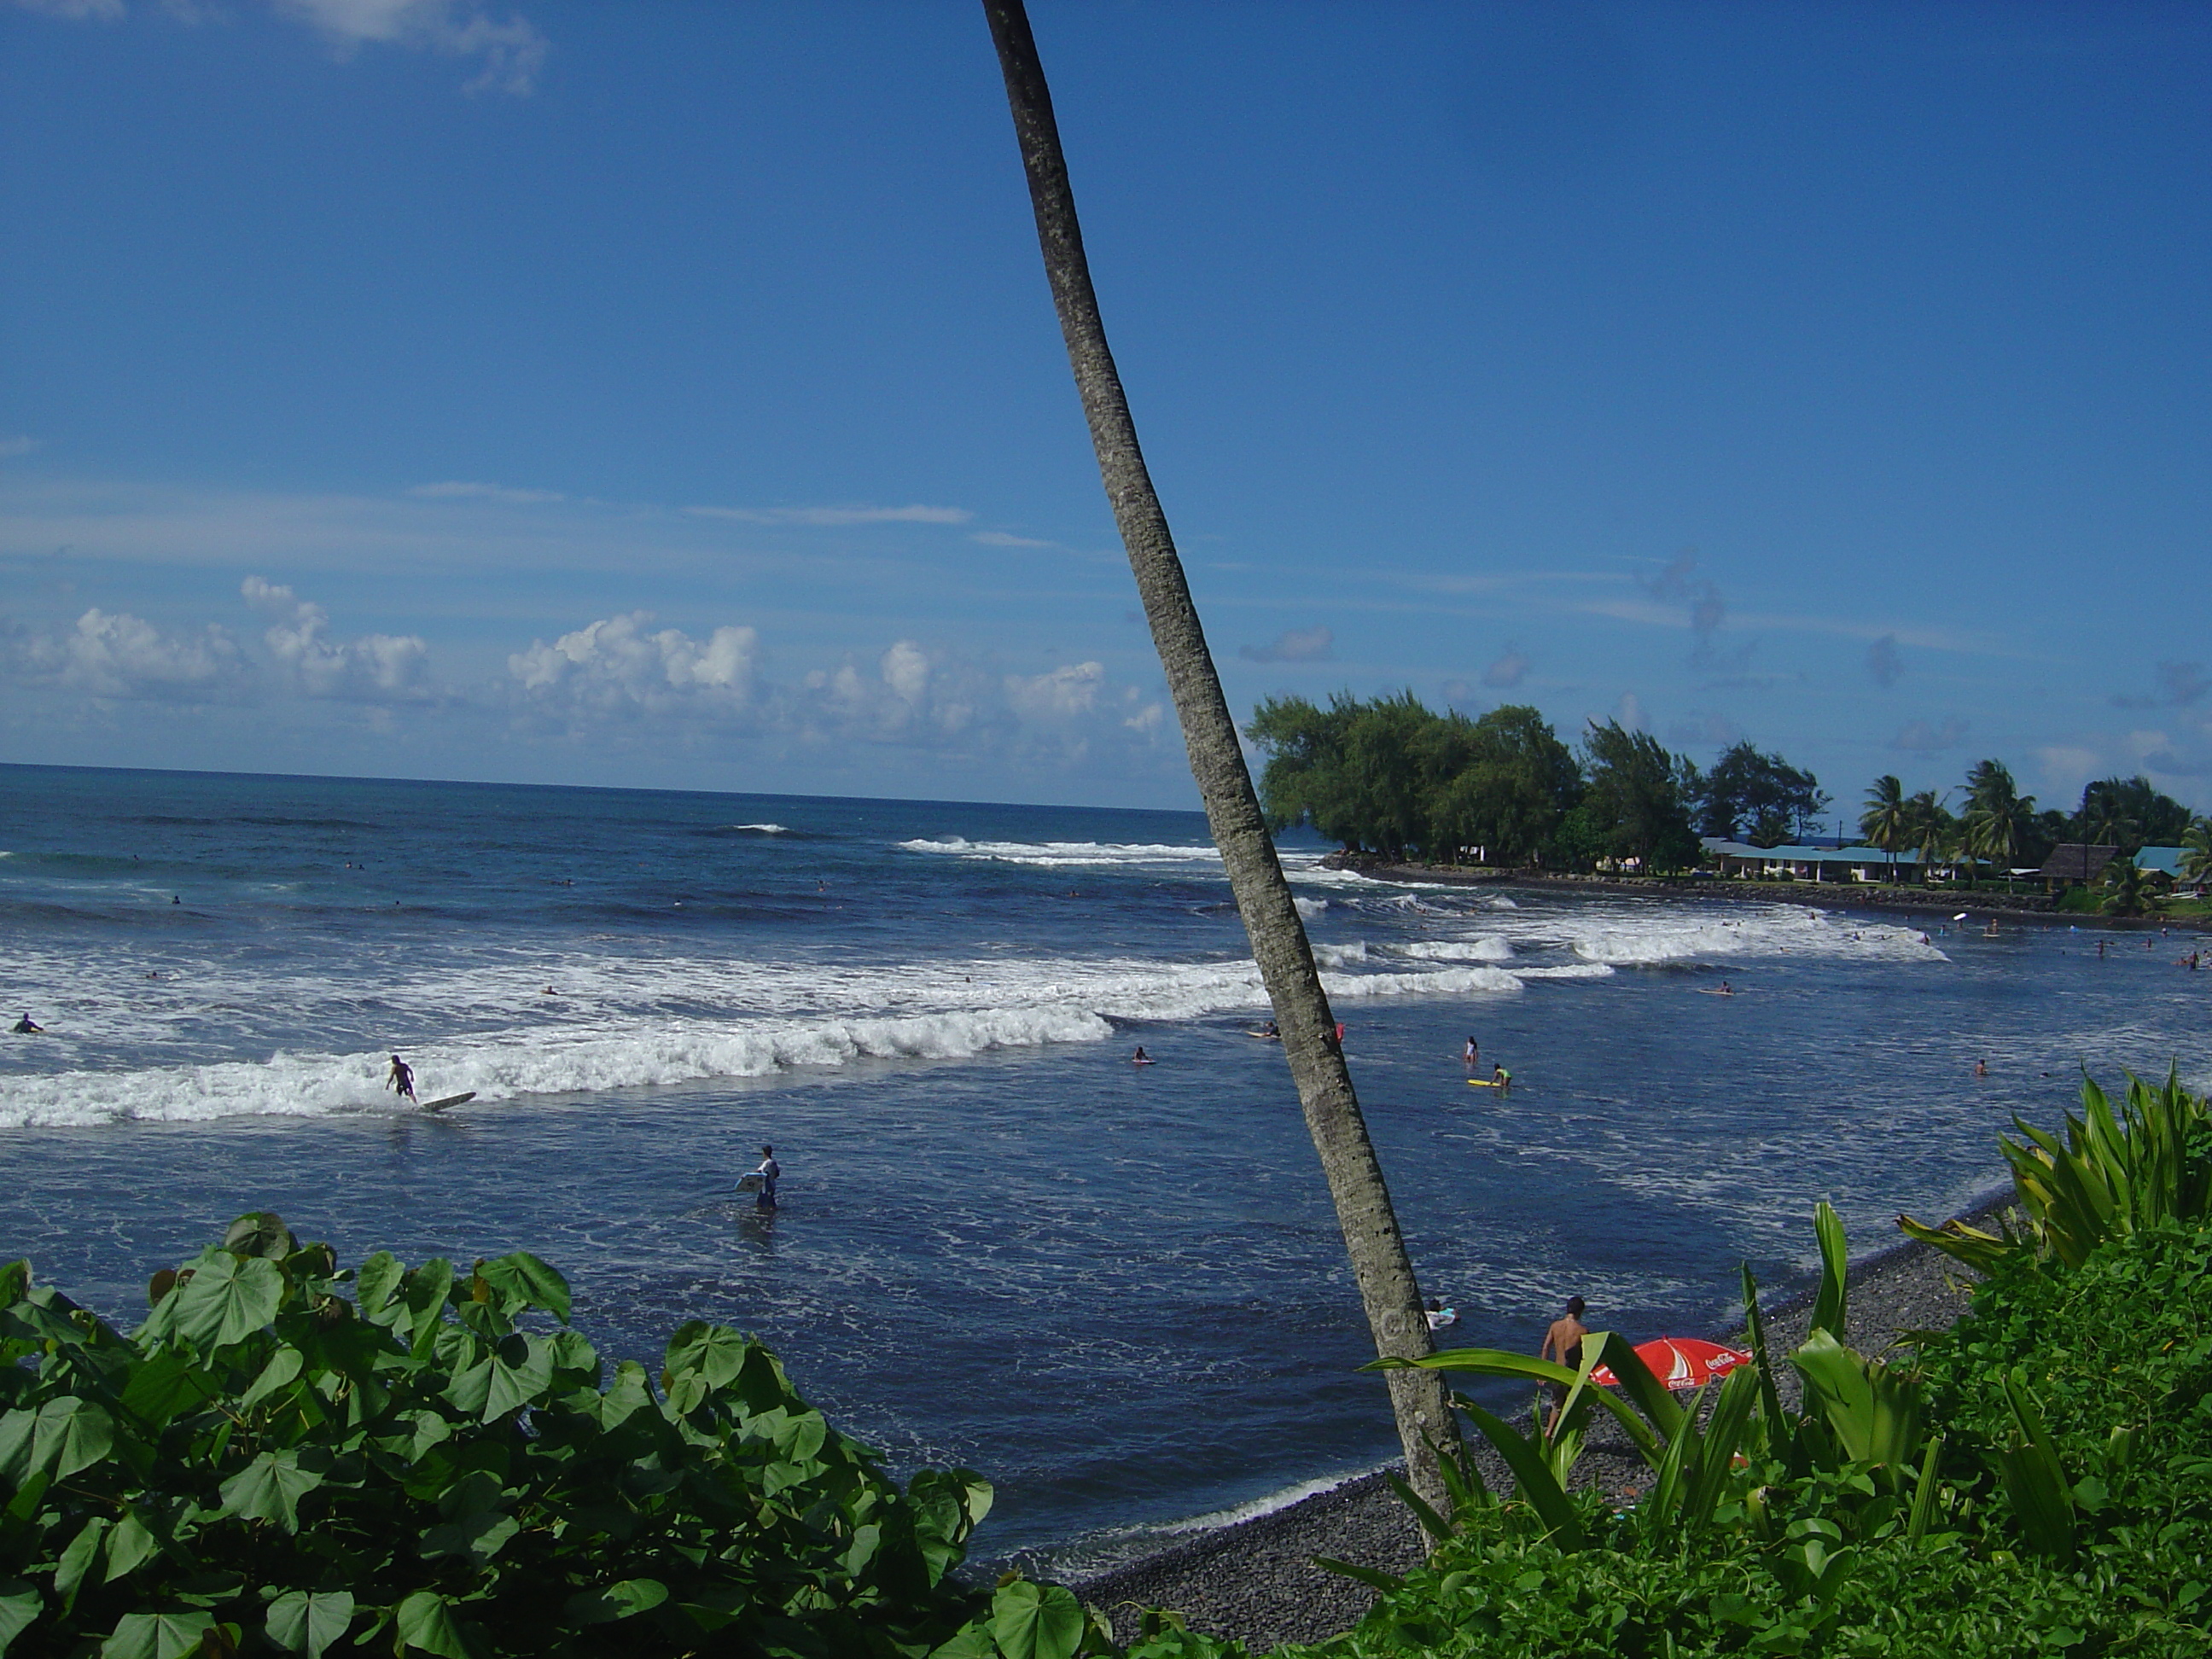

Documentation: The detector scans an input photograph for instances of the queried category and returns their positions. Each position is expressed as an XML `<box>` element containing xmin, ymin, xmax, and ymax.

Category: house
<box><xmin>1701</xmin><ymin>839</ymin><xmax>1936</xmax><ymax>882</ymax></box>
<box><xmin>2033</xmin><ymin>844</ymin><xmax>2118</xmax><ymax>889</ymax></box>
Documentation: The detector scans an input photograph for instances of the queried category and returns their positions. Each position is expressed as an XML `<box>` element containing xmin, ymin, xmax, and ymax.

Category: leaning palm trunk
<box><xmin>981</xmin><ymin>0</ymin><xmax>1458</xmax><ymax>1505</ymax></box>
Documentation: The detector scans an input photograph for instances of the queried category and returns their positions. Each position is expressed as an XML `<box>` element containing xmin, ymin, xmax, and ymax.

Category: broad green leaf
<box><xmin>482</xmin><ymin>1334</ymin><xmax>554</xmax><ymax>1421</ymax></box>
<box><xmin>99</xmin><ymin>1612</ymin><xmax>214</xmax><ymax>1659</ymax></box>
<box><xmin>0</xmin><ymin>1580</ymin><xmax>42</xmax><ymax>1657</ymax></box>
<box><xmin>988</xmin><ymin>1580</ymin><xmax>1084</xmax><ymax>1659</ymax></box>
<box><xmin>103</xmin><ymin>1513</ymin><xmax>163</xmax><ymax>1582</ymax></box>
<box><xmin>393</xmin><ymin>1591</ymin><xmax>470</xmax><ymax>1659</ymax></box>
<box><xmin>404</xmin><ymin>1260</ymin><xmax>456</xmax><ymax>1348</ymax></box>
<box><xmin>265</xmin><ymin>1591</ymin><xmax>354</xmax><ymax>1659</ymax></box>
<box><xmin>421</xmin><ymin>1510</ymin><xmax>519</xmax><ymax>1564</ymax></box>
<box><xmin>13</xmin><ymin>1396</ymin><xmax>116</xmax><ymax>1481</ymax></box>
<box><xmin>119</xmin><ymin>1351</ymin><xmax>220</xmax><ymax>1429</ymax></box>
<box><xmin>1808</xmin><ymin>1200</ymin><xmax>1849</xmax><ymax>1339</ymax></box>
<box><xmin>240</xmin><ymin>1347</ymin><xmax>304</xmax><ymax>1411</ymax></box>
<box><xmin>55</xmin><ymin>1516</ymin><xmax>111</xmax><ymax>1612</ymax></box>
<box><xmin>355</xmin><ymin>1252</ymin><xmax>404</xmax><ymax>1321</ymax></box>
<box><xmin>477</xmin><ymin>1253</ymin><xmax>570</xmax><ymax>1323</ymax></box>
<box><xmin>563</xmin><ymin>1579</ymin><xmax>669</xmax><ymax>1626</ymax></box>
<box><xmin>1998</xmin><ymin>1368</ymin><xmax>2076</xmax><ymax>1561</ymax></box>
<box><xmin>1790</xmin><ymin>1330</ymin><xmax>1922</xmax><ymax>1467</ymax></box>
<box><xmin>171</xmin><ymin>1254</ymin><xmax>284</xmax><ymax>1352</ymax></box>
<box><xmin>223</xmin><ymin>1212</ymin><xmax>295</xmax><ymax>1260</ymax></box>
<box><xmin>217</xmin><ymin>1450</ymin><xmax>324</xmax><ymax>1533</ymax></box>
<box><xmin>663</xmin><ymin>1321</ymin><xmax>750</xmax><ymax>1391</ymax></box>
<box><xmin>925</xmin><ymin>1631</ymin><xmax>997</xmax><ymax>1659</ymax></box>
<box><xmin>0</xmin><ymin>1261</ymin><xmax>26</xmax><ymax>1308</ymax></box>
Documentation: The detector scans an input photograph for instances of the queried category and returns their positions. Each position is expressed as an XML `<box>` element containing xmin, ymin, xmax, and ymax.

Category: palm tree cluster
<box><xmin>1859</xmin><ymin>762</ymin><xmax>2205</xmax><ymax>889</ymax></box>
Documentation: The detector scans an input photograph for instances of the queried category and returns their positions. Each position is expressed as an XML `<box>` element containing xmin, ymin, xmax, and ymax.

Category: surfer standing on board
<box><xmin>385</xmin><ymin>1054</ymin><xmax>416</xmax><ymax>1103</ymax></box>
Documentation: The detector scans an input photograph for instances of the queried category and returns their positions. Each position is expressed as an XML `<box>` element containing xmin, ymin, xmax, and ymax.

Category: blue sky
<box><xmin>3</xmin><ymin>1</ymin><xmax>2209</xmax><ymax>816</ymax></box>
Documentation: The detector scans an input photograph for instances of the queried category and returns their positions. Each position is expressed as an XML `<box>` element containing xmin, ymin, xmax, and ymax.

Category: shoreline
<box><xmin>1333</xmin><ymin>855</ymin><xmax>2205</xmax><ymax>932</ymax></box>
<box><xmin>1065</xmin><ymin>1187</ymin><xmax>2015</xmax><ymax>1650</ymax></box>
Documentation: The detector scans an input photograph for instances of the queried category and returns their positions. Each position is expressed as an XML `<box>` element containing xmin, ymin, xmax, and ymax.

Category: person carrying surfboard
<box><xmin>751</xmin><ymin>1145</ymin><xmax>780</xmax><ymax>1210</ymax></box>
<box><xmin>385</xmin><ymin>1054</ymin><xmax>417</xmax><ymax>1103</ymax></box>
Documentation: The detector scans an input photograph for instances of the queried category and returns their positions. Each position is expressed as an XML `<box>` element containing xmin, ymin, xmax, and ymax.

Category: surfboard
<box><xmin>736</xmin><ymin>1173</ymin><xmax>764</xmax><ymax>1192</ymax></box>
<box><xmin>1245</xmin><ymin>1028</ymin><xmax>1281</xmax><ymax>1040</ymax></box>
<box><xmin>1694</xmin><ymin>988</ymin><xmax>1738</xmax><ymax>997</ymax></box>
<box><xmin>420</xmin><ymin>1092</ymin><xmax>475</xmax><ymax>1113</ymax></box>
<box><xmin>1466</xmin><ymin>1078</ymin><xmax>1509</xmax><ymax>1088</ymax></box>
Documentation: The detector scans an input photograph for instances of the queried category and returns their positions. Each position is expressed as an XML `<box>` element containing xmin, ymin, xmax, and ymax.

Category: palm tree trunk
<box><xmin>980</xmin><ymin>0</ymin><xmax>1459</xmax><ymax>1505</ymax></box>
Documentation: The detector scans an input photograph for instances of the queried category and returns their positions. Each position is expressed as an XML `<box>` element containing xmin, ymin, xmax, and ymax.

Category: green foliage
<box><xmin>1697</xmin><ymin>741</ymin><xmax>1830</xmax><ymax>846</ymax></box>
<box><xmin>1578</xmin><ymin>720</ymin><xmax>1701</xmax><ymax>873</ymax></box>
<box><xmin>1244</xmin><ymin>694</ymin><xmax>1581</xmax><ymax>865</ymax></box>
<box><xmin>2100</xmin><ymin>858</ymin><xmax>2170</xmax><ymax>917</ymax></box>
<box><xmin>0</xmin><ymin>1214</ymin><xmax>994</xmax><ymax>1658</ymax></box>
<box><xmin>1901</xmin><ymin>1068</ymin><xmax>2212</xmax><ymax>1271</ymax></box>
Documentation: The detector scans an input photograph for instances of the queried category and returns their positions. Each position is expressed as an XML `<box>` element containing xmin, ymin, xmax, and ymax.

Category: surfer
<box><xmin>1718</xmin><ymin>980</ymin><xmax>1733</xmax><ymax>995</ymax></box>
<box><xmin>1464</xmin><ymin>1035</ymin><xmax>1479</xmax><ymax>1068</ymax></box>
<box><xmin>751</xmin><ymin>1145</ymin><xmax>779</xmax><ymax>1210</ymax></box>
<box><xmin>11</xmin><ymin>1015</ymin><xmax>42</xmax><ymax>1034</ymax></box>
<box><xmin>1132</xmin><ymin>1046</ymin><xmax>1154</xmax><ymax>1065</ymax></box>
<box><xmin>1491</xmin><ymin>1062</ymin><xmax>1511</xmax><ymax>1091</ymax></box>
<box><xmin>385</xmin><ymin>1054</ymin><xmax>417</xmax><ymax>1104</ymax></box>
<box><xmin>1424</xmin><ymin>1298</ymin><xmax>1458</xmax><ymax>1330</ymax></box>
<box><xmin>1540</xmin><ymin>1295</ymin><xmax>1588</xmax><ymax>1436</ymax></box>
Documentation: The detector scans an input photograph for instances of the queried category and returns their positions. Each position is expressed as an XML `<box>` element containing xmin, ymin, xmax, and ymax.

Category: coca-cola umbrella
<box><xmin>1590</xmin><ymin>1337</ymin><xmax>1754</xmax><ymax>1392</ymax></box>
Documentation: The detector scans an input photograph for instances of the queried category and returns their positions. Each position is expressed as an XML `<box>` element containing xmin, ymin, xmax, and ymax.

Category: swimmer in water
<box><xmin>11</xmin><ymin>1015</ymin><xmax>43</xmax><ymax>1034</ymax></box>
<box><xmin>1132</xmin><ymin>1046</ymin><xmax>1154</xmax><ymax>1065</ymax></box>
<box><xmin>385</xmin><ymin>1054</ymin><xmax>417</xmax><ymax>1103</ymax></box>
<box><xmin>1975</xmin><ymin>1058</ymin><xmax>1988</xmax><ymax>1077</ymax></box>
<box><xmin>1492</xmin><ymin>1062</ymin><xmax>1511</xmax><ymax>1090</ymax></box>
<box><xmin>1464</xmin><ymin>1035</ymin><xmax>1479</xmax><ymax>1068</ymax></box>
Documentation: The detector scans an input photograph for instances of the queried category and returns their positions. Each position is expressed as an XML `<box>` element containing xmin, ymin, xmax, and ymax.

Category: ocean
<box><xmin>3</xmin><ymin>762</ymin><xmax>2206</xmax><ymax>1569</ymax></box>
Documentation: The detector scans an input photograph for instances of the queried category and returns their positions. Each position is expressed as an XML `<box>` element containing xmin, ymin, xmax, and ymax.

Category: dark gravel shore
<box><xmin>1074</xmin><ymin>1194</ymin><xmax>2006</xmax><ymax>1651</ymax></box>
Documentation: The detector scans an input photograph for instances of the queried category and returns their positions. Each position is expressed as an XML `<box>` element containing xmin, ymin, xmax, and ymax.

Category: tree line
<box><xmin>1248</xmin><ymin>690</ymin><xmax>2205</xmax><ymax>877</ymax></box>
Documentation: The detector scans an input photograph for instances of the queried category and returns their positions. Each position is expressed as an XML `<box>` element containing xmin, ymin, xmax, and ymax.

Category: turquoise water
<box><xmin>3</xmin><ymin>762</ymin><xmax>2205</xmax><ymax>1567</ymax></box>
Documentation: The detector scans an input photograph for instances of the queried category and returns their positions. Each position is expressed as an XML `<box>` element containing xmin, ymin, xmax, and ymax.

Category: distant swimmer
<box><xmin>11</xmin><ymin>1015</ymin><xmax>43</xmax><ymax>1034</ymax></box>
<box><xmin>1464</xmin><ymin>1035</ymin><xmax>1479</xmax><ymax>1068</ymax></box>
<box><xmin>1424</xmin><ymin>1298</ymin><xmax>1458</xmax><ymax>1331</ymax></box>
<box><xmin>1719</xmin><ymin>980</ymin><xmax>1733</xmax><ymax>996</ymax></box>
<box><xmin>750</xmin><ymin>1144</ymin><xmax>780</xmax><ymax>1210</ymax></box>
<box><xmin>543</xmin><ymin>986</ymin><xmax>556</xmax><ymax>996</ymax></box>
<box><xmin>385</xmin><ymin>1053</ymin><xmax>417</xmax><ymax>1104</ymax></box>
<box><xmin>1132</xmin><ymin>1046</ymin><xmax>1155</xmax><ymax>1065</ymax></box>
<box><xmin>1975</xmin><ymin>1058</ymin><xmax>1988</xmax><ymax>1077</ymax></box>
<box><xmin>1492</xmin><ymin>1062</ymin><xmax>1511</xmax><ymax>1091</ymax></box>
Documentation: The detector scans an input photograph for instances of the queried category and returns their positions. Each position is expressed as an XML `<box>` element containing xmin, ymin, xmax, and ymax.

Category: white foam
<box><xmin>1399</xmin><ymin>937</ymin><xmax>1514</xmax><ymax>963</ymax></box>
<box><xmin>899</xmin><ymin>836</ymin><xmax>1223</xmax><ymax>869</ymax></box>
<box><xmin>730</xmin><ymin>823</ymin><xmax>789</xmax><ymax>834</ymax></box>
<box><xmin>1562</xmin><ymin>908</ymin><xmax>1941</xmax><ymax>966</ymax></box>
<box><xmin>1294</xmin><ymin>896</ymin><xmax>1327</xmax><ymax>920</ymax></box>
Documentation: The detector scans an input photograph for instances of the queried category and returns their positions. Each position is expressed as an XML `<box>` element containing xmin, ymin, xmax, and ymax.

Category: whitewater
<box><xmin>3</xmin><ymin>763</ymin><xmax>2204</xmax><ymax>1569</ymax></box>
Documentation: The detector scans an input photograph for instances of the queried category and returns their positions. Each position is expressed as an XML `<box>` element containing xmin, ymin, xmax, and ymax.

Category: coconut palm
<box><xmin>2101</xmin><ymin>859</ymin><xmax>2169</xmax><ymax>918</ymax></box>
<box><xmin>2180</xmin><ymin>818</ymin><xmax>2212</xmax><ymax>893</ymax></box>
<box><xmin>980</xmin><ymin>0</ymin><xmax>1458</xmax><ymax>1501</ymax></box>
<box><xmin>1860</xmin><ymin>775</ymin><xmax>1909</xmax><ymax>883</ymax></box>
<box><xmin>1901</xmin><ymin>789</ymin><xmax>1954</xmax><ymax>885</ymax></box>
<box><xmin>1960</xmin><ymin>760</ymin><xmax>2037</xmax><ymax>881</ymax></box>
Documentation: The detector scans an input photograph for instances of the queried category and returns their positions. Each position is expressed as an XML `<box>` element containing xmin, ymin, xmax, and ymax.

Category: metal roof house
<box><xmin>1702</xmin><ymin>840</ymin><xmax>1937</xmax><ymax>882</ymax></box>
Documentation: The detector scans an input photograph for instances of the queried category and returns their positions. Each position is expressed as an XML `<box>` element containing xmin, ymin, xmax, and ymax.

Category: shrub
<box><xmin>0</xmin><ymin>1213</ymin><xmax>992</xmax><ymax>1658</ymax></box>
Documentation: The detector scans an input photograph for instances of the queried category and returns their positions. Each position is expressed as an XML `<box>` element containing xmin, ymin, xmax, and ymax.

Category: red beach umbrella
<box><xmin>1590</xmin><ymin>1337</ymin><xmax>1754</xmax><ymax>1392</ymax></box>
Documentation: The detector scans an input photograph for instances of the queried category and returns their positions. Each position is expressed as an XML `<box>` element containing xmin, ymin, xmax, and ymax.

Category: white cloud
<box><xmin>11</xmin><ymin>0</ymin><xmax>125</xmax><ymax>19</ymax></box>
<box><xmin>5</xmin><ymin>608</ymin><xmax>247</xmax><ymax>701</ymax></box>
<box><xmin>270</xmin><ymin>0</ymin><xmax>548</xmax><ymax>94</ymax></box>
<box><xmin>686</xmin><ymin>504</ymin><xmax>973</xmax><ymax>527</ymax></box>
<box><xmin>242</xmin><ymin>576</ymin><xmax>430</xmax><ymax>700</ymax></box>
<box><xmin>1481</xmin><ymin>646</ymin><xmax>1529</xmax><ymax>689</ymax></box>
<box><xmin>509</xmin><ymin>612</ymin><xmax>760</xmax><ymax>725</ymax></box>
<box><xmin>972</xmin><ymin>530</ymin><xmax>1056</xmax><ymax>549</ymax></box>
<box><xmin>1238</xmin><ymin>626</ymin><xmax>1334</xmax><ymax>664</ymax></box>
<box><xmin>407</xmin><ymin>480</ymin><xmax>565</xmax><ymax>505</ymax></box>
<box><xmin>1005</xmin><ymin>661</ymin><xmax>1104</xmax><ymax>720</ymax></box>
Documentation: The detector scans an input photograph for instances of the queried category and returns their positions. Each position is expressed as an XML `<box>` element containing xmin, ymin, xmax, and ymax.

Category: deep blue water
<box><xmin>3</xmin><ymin>762</ymin><xmax>2207</xmax><ymax>1568</ymax></box>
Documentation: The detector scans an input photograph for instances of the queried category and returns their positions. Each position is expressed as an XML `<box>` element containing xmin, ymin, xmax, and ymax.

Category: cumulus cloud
<box><xmin>509</xmin><ymin>612</ymin><xmax>759</xmax><ymax>725</ymax></box>
<box><xmin>1481</xmin><ymin>646</ymin><xmax>1530</xmax><ymax>689</ymax></box>
<box><xmin>1866</xmin><ymin>634</ymin><xmax>1903</xmax><ymax>687</ymax></box>
<box><xmin>4</xmin><ymin>608</ymin><xmax>247</xmax><ymax>701</ymax></box>
<box><xmin>971</xmin><ymin>530</ymin><xmax>1055</xmax><ymax>549</ymax></box>
<box><xmin>1238</xmin><ymin>626</ymin><xmax>1334</xmax><ymax>664</ymax></box>
<box><xmin>16</xmin><ymin>1</ymin><xmax>548</xmax><ymax>93</ymax></box>
<box><xmin>242</xmin><ymin>577</ymin><xmax>430</xmax><ymax>700</ymax></box>
<box><xmin>407</xmin><ymin>480</ymin><xmax>564</xmax><ymax>505</ymax></box>
<box><xmin>2112</xmin><ymin>661</ymin><xmax>2209</xmax><ymax>711</ymax></box>
<box><xmin>271</xmin><ymin>1</ymin><xmax>548</xmax><ymax>94</ymax></box>
<box><xmin>1892</xmin><ymin>717</ymin><xmax>1969</xmax><ymax>753</ymax></box>
<box><xmin>686</xmin><ymin>504</ymin><xmax>973</xmax><ymax>527</ymax></box>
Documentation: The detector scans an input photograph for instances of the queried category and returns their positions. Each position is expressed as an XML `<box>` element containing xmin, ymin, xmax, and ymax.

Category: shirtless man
<box><xmin>1540</xmin><ymin>1295</ymin><xmax>1588</xmax><ymax>1436</ymax></box>
<box><xmin>385</xmin><ymin>1054</ymin><xmax>417</xmax><ymax>1103</ymax></box>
